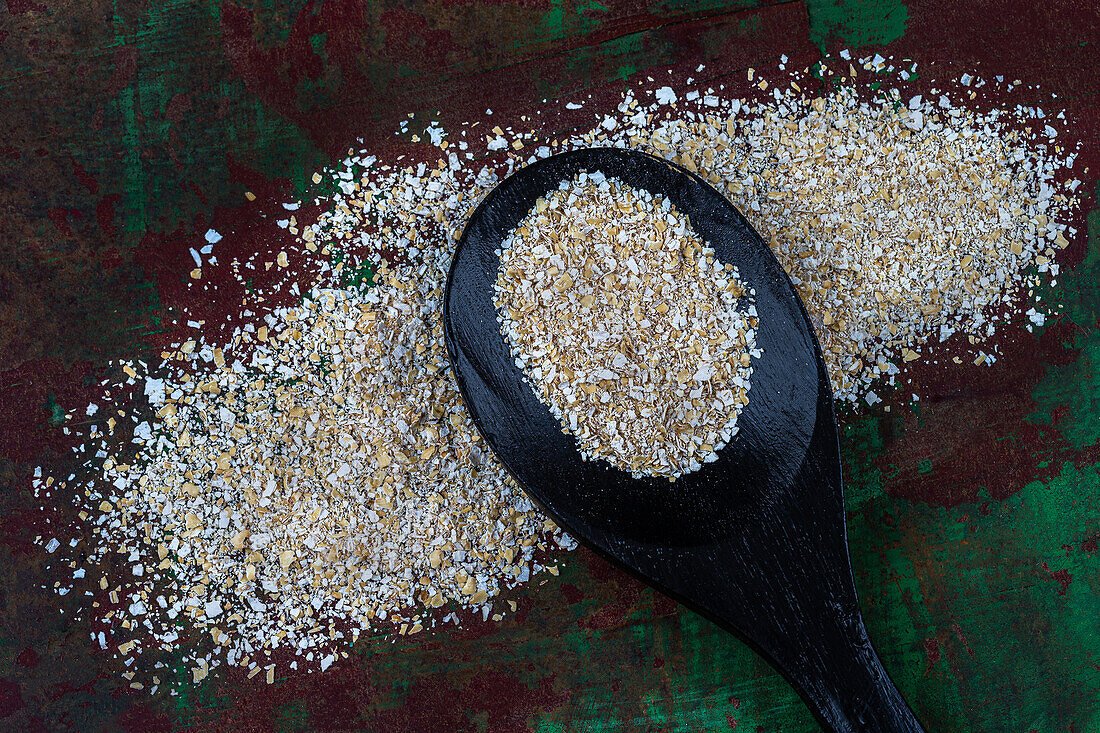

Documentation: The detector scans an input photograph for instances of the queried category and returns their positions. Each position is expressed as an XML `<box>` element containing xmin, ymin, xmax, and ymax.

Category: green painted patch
<box><xmin>1028</xmin><ymin>331</ymin><xmax>1100</xmax><ymax>449</ymax></box>
<box><xmin>849</xmin><ymin>461</ymin><xmax>1100</xmax><ymax>731</ymax></box>
<box><xmin>42</xmin><ymin>394</ymin><xmax>66</xmax><ymax>427</ymax></box>
<box><xmin>1028</xmin><ymin>185</ymin><xmax>1100</xmax><ymax>448</ymax></box>
<box><xmin>805</xmin><ymin>0</ymin><xmax>909</xmax><ymax>50</ymax></box>
<box><xmin>535</xmin><ymin>28</ymin><xmax>672</xmax><ymax>99</ymax></box>
<box><xmin>297</xmin><ymin>33</ymin><xmax>343</xmax><ymax>112</ymax></box>
<box><xmin>536</xmin><ymin>0</ymin><xmax>609</xmax><ymax>44</ymax></box>
<box><xmin>331</xmin><ymin>247</ymin><xmax>375</xmax><ymax>291</ymax></box>
<box><xmin>520</xmin><ymin>560</ymin><xmax>815</xmax><ymax>731</ymax></box>
<box><xmin>85</xmin><ymin>1</ymin><xmax>328</xmax><ymax>238</ymax></box>
<box><xmin>614</xmin><ymin>64</ymin><xmax>636</xmax><ymax>81</ymax></box>
<box><xmin>840</xmin><ymin>412</ymin><xmax>892</xmax><ymax>507</ymax></box>
<box><xmin>274</xmin><ymin>698</ymin><xmax>310</xmax><ymax>732</ymax></box>
<box><xmin>738</xmin><ymin>13</ymin><xmax>764</xmax><ymax>36</ymax></box>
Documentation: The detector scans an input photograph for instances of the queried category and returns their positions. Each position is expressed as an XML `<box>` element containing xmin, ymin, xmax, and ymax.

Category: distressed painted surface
<box><xmin>0</xmin><ymin>0</ymin><xmax>1098</xmax><ymax>730</ymax></box>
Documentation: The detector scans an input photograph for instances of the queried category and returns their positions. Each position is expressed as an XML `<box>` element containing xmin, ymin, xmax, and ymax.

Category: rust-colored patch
<box><xmin>104</xmin><ymin>46</ymin><xmax>139</xmax><ymax>99</ymax></box>
<box><xmin>0</xmin><ymin>359</ymin><xmax>97</xmax><ymax>462</ymax></box>
<box><xmin>560</xmin><ymin>582</ymin><xmax>584</xmax><ymax>604</ymax></box>
<box><xmin>879</xmin><ymin>320</ymin><xmax>1092</xmax><ymax>507</ymax></box>
<box><xmin>0</xmin><ymin>678</ymin><xmax>23</xmax><ymax>718</ymax></box>
<box><xmin>5</xmin><ymin>0</ymin><xmax>46</xmax><ymax>15</ymax></box>
<box><xmin>95</xmin><ymin>194</ymin><xmax>120</xmax><ymax>238</ymax></box>
<box><xmin>923</xmin><ymin>637</ymin><xmax>941</xmax><ymax>668</ymax></box>
<box><xmin>376</xmin><ymin>670</ymin><xmax>564</xmax><ymax>733</ymax></box>
<box><xmin>1040</xmin><ymin>561</ymin><xmax>1073</xmax><ymax>596</ymax></box>
<box><xmin>15</xmin><ymin>649</ymin><xmax>39</xmax><ymax>669</ymax></box>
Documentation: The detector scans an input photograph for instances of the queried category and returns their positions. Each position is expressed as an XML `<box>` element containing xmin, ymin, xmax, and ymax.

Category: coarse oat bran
<box><xmin>495</xmin><ymin>172</ymin><xmax>758</xmax><ymax>479</ymax></box>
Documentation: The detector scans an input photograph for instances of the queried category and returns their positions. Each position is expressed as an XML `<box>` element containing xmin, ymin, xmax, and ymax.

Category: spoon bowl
<box><xmin>444</xmin><ymin>147</ymin><xmax>924</xmax><ymax>733</ymax></box>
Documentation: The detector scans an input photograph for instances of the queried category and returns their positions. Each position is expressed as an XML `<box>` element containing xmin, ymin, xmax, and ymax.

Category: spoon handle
<box><xmin>783</xmin><ymin>615</ymin><xmax>925</xmax><ymax>733</ymax></box>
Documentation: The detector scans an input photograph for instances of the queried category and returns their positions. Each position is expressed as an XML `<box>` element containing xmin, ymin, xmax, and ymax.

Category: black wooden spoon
<box><xmin>443</xmin><ymin>147</ymin><xmax>925</xmax><ymax>733</ymax></box>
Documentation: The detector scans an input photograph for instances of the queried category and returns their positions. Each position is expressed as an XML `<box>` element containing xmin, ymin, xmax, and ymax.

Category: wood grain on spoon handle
<box><xmin>781</xmin><ymin>616</ymin><xmax>925</xmax><ymax>733</ymax></box>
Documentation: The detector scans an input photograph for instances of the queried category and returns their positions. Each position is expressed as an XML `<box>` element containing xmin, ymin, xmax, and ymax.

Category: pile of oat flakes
<box><xmin>495</xmin><ymin>172</ymin><xmax>759</xmax><ymax>479</ymax></box>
